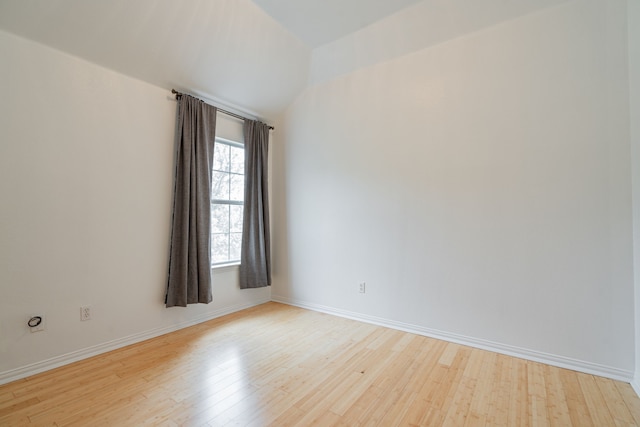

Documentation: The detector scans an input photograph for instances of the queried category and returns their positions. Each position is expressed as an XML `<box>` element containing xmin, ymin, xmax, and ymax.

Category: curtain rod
<box><xmin>171</xmin><ymin>89</ymin><xmax>274</xmax><ymax>130</ymax></box>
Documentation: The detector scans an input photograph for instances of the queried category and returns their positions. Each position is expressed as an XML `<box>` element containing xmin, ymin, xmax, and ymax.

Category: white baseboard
<box><xmin>271</xmin><ymin>295</ymin><xmax>634</xmax><ymax>383</ymax></box>
<box><xmin>0</xmin><ymin>298</ymin><xmax>270</xmax><ymax>386</ymax></box>
<box><xmin>5</xmin><ymin>295</ymin><xmax>634</xmax><ymax>388</ymax></box>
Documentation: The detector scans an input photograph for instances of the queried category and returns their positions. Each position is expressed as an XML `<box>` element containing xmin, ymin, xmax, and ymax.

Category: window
<box><xmin>211</xmin><ymin>137</ymin><xmax>244</xmax><ymax>265</ymax></box>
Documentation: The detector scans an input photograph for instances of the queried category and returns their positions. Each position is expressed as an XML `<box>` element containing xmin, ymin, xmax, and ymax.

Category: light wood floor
<box><xmin>1</xmin><ymin>302</ymin><xmax>639</xmax><ymax>426</ymax></box>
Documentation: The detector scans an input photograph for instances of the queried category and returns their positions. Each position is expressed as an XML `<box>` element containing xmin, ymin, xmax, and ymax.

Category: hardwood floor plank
<box><xmin>616</xmin><ymin>382</ymin><xmax>640</xmax><ymax>425</ymax></box>
<box><xmin>35</xmin><ymin>376</ymin><xmax>154</xmax><ymax>425</ymax></box>
<box><xmin>487</xmin><ymin>354</ymin><xmax>512</xmax><ymax>426</ymax></box>
<box><xmin>463</xmin><ymin>350</ymin><xmax>497</xmax><ymax>426</ymax></box>
<box><xmin>365</xmin><ymin>340</ymin><xmax>447</xmax><ymax>425</ymax></box>
<box><xmin>337</xmin><ymin>383</ymin><xmax>385</xmax><ymax>426</ymax></box>
<box><xmin>223</xmin><ymin>388</ymin><xmax>289</xmax><ymax>426</ymax></box>
<box><xmin>0</xmin><ymin>302</ymin><xmax>638</xmax><ymax>426</ymax></box>
<box><xmin>438</xmin><ymin>342</ymin><xmax>461</xmax><ymax>367</ymax></box>
<box><xmin>558</xmin><ymin>369</ymin><xmax>595</xmax><ymax>427</ymax></box>
<box><xmin>527</xmin><ymin>361</ymin><xmax>550</xmax><ymax>426</ymax></box>
<box><xmin>330</xmin><ymin>334</ymin><xmax>408</xmax><ymax>416</ymax></box>
<box><xmin>0</xmin><ymin>395</ymin><xmax>40</xmax><ymax>418</ymax></box>
<box><xmin>542</xmin><ymin>364</ymin><xmax>572</xmax><ymax>427</ymax></box>
<box><xmin>511</xmin><ymin>357</ymin><xmax>530</xmax><ymax>427</ymax></box>
<box><xmin>594</xmin><ymin>376</ymin><xmax>636</xmax><ymax>426</ymax></box>
<box><xmin>0</xmin><ymin>390</ymin><xmax>17</xmax><ymax>407</ymax></box>
<box><xmin>578</xmin><ymin>372</ymin><xmax>617</xmax><ymax>426</ymax></box>
<box><xmin>443</xmin><ymin>375</ymin><xmax>477</xmax><ymax>427</ymax></box>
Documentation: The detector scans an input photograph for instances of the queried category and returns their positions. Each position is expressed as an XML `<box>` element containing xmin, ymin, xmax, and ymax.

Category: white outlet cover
<box><xmin>80</xmin><ymin>306</ymin><xmax>92</xmax><ymax>321</ymax></box>
<box><xmin>28</xmin><ymin>314</ymin><xmax>45</xmax><ymax>332</ymax></box>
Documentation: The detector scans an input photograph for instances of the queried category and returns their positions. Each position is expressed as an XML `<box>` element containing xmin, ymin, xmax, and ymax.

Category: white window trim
<box><xmin>211</xmin><ymin>137</ymin><xmax>244</xmax><ymax>266</ymax></box>
<box><xmin>216</xmin><ymin>136</ymin><xmax>243</xmax><ymax>149</ymax></box>
<box><xmin>212</xmin><ymin>262</ymin><xmax>240</xmax><ymax>271</ymax></box>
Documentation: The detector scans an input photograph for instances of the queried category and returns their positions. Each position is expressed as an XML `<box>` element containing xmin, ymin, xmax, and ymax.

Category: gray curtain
<box><xmin>166</xmin><ymin>94</ymin><xmax>217</xmax><ymax>307</ymax></box>
<box><xmin>239</xmin><ymin>120</ymin><xmax>271</xmax><ymax>289</ymax></box>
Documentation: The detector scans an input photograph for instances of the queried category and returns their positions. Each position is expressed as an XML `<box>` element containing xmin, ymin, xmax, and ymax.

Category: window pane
<box><xmin>211</xmin><ymin>204</ymin><xmax>229</xmax><ymax>233</ymax></box>
<box><xmin>211</xmin><ymin>140</ymin><xmax>245</xmax><ymax>266</ymax></box>
<box><xmin>230</xmin><ymin>174</ymin><xmax>244</xmax><ymax>202</ymax></box>
<box><xmin>212</xmin><ymin>171</ymin><xmax>230</xmax><ymax>200</ymax></box>
<box><xmin>212</xmin><ymin>233</ymin><xmax>229</xmax><ymax>263</ymax></box>
<box><xmin>230</xmin><ymin>233</ymin><xmax>242</xmax><ymax>261</ymax></box>
<box><xmin>230</xmin><ymin>205</ymin><xmax>243</xmax><ymax>233</ymax></box>
<box><xmin>213</xmin><ymin>143</ymin><xmax>230</xmax><ymax>172</ymax></box>
<box><xmin>230</xmin><ymin>146</ymin><xmax>244</xmax><ymax>174</ymax></box>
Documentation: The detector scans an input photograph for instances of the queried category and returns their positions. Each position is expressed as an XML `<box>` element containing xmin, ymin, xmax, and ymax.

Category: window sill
<box><xmin>212</xmin><ymin>262</ymin><xmax>240</xmax><ymax>271</ymax></box>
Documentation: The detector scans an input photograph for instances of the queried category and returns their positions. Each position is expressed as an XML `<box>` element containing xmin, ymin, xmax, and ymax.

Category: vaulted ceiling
<box><xmin>251</xmin><ymin>0</ymin><xmax>423</xmax><ymax>48</ymax></box>
<box><xmin>0</xmin><ymin>0</ymin><xmax>569</xmax><ymax>120</ymax></box>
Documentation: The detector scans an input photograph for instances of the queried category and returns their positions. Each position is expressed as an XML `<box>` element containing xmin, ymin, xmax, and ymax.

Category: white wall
<box><xmin>0</xmin><ymin>30</ymin><xmax>269</xmax><ymax>383</ymax></box>
<box><xmin>272</xmin><ymin>0</ymin><xmax>635</xmax><ymax>378</ymax></box>
<box><xmin>630</xmin><ymin>0</ymin><xmax>640</xmax><ymax>390</ymax></box>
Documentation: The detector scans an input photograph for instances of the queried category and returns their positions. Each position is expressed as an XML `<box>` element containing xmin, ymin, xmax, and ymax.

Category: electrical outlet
<box><xmin>80</xmin><ymin>306</ymin><xmax>92</xmax><ymax>321</ymax></box>
<box><xmin>359</xmin><ymin>282</ymin><xmax>366</xmax><ymax>293</ymax></box>
<box><xmin>27</xmin><ymin>314</ymin><xmax>45</xmax><ymax>332</ymax></box>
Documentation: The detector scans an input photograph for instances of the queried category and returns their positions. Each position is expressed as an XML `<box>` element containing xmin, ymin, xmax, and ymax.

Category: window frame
<box><xmin>211</xmin><ymin>136</ymin><xmax>245</xmax><ymax>267</ymax></box>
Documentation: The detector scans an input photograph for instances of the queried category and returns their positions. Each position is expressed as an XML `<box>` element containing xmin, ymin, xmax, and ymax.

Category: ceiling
<box><xmin>0</xmin><ymin>0</ymin><xmax>312</xmax><ymax>120</ymax></box>
<box><xmin>251</xmin><ymin>0</ymin><xmax>423</xmax><ymax>48</ymax></box>
<box><xmin>0</xmin><ymin>0</ymin><xmax>570</xmax><ymax>120</ymax></box>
